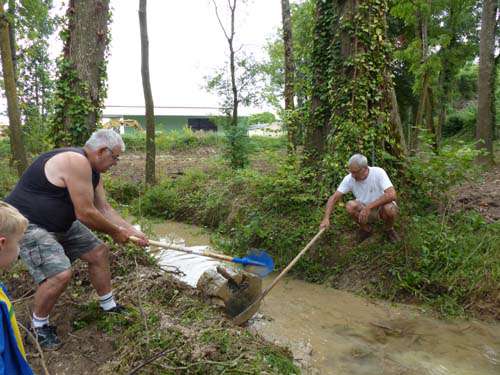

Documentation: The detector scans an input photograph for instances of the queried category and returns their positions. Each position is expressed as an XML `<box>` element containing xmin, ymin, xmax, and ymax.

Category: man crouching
<box><xmin>320</xmin><ymin>154</ymin><xmax>400</xmax><ymax>243</ymax></box>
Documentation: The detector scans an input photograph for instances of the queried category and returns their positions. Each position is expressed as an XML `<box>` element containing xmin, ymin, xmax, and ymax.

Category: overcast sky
<box><xmin>74</xmin><ymin>0</ymin><xmax>281</xmax><ymax>115</ymax></box>
<box><xmin>0</xmin><ymin>0</ymin><xmax>282</xmax><ymax>121</ymax></box>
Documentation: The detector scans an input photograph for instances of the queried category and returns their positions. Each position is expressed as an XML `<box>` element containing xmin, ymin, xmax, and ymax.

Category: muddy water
<box><xmin>151</xmin><ymin>221</ymin><xmax>500</xmax><ymax>375</ymax></box>
<box><xmin>251</xmin><ymin>278</ymin><xmax>500</xmax><ymax>375</ymax></box>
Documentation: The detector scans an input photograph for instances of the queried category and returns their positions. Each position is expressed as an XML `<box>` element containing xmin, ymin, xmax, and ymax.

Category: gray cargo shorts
<box><xmin>19</xmin><ymin>221</ymin><xmax>103</xmax><ymax>284</ymax></box>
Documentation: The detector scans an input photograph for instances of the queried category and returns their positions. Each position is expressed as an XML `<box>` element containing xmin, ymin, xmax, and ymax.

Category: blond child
<box><xmin>0</xmin><ymin>201</ymin><xmax>34</xmax><ymax>374</ymax></box>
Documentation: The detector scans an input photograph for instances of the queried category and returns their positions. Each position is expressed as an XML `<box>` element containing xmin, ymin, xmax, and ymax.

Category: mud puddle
<box><xmin>151</xmin><ymin>221</ymin><xmax>500</xmax><ymax>375</ymax></box>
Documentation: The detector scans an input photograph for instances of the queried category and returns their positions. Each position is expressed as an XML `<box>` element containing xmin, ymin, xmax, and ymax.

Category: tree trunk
<box><xmin>303</xmin><ymin>0</ymin><xmax>334</xmax><ymax>166</ymax></box>
<box><xmin>383</xmin><ymin>13</ymin><xmax>407</xmax><ymax>155</ymax></box>
<box><xmin>323</xmin><ymin>0</ymin><xmax>404</xmax><ymax>171</ymax></box>
<box><xmin>413</xmin><ymin>5</ymin><xmax>431</xmax><ymax>153</ymax></box>
<box><xmin>475</xmin><ymin>0</ymin><xmax>498</xmax><ymax>163</ymax></box>
<box><xmin>0</xmin><ymin>4</ymin><xmax>28</xmax><ymax>175</ymax></box>
<box><xmin>388</xmin><ymin>81</ymin><xmax>408</xmax><ymax>155</ymax></box>
<box><xmin>227</xmin><ymin>0</ymin><xmax>238</xmax><ymax>128</ymax></box>
<box><xmin>425</xmin><ymin>89</ymin><xmax>436</xmax><ymax>149</ymax></box>
<box><xmin>7</xmin><ymin>0</ymin><xmax>16</xmax><ymax>78</ymax></box>
<box><xmin>52</xmin><ymin>0</ymin><xmax>110</xmax><ymax>146</ymax></box>
<box><xmin>281</xmin><ymin>0</ymin><xmax>296</xmax><ymax>154</ymax></box>
<box><xmin>139</xmin><ymin>0</ymin><xmax>155</xmax><ymax>185</ymax></box>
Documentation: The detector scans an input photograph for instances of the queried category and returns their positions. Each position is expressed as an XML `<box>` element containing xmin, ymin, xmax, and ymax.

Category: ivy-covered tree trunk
<box><xmin>324</xmin><ymin>0</ymin><xmax>404</xmax><ymax>179</ymax></box>
<box><xmin>139</xmin><ymin>0</ymin><xmax>155</xmax><ymax>185</ymax></box>
<box><xmin>303</xmin><ymin>0</ymin><xmax>335</xmax><ymax>166</ymax></box>
<box><xmin>281</xmin><ymin>0</ymin><xmax>296</xmax><ymax>154</ymax></box>
<box><xmin>475</xmin><ymin>0</ymin><xmax>498</xmax><ymax>163</ymax></box>
<box><xmin>0</xmin><ymin>3</ymin><xmax>28</xmax><ymax>175</ymax></box>
<box><xmin>50</xmin><ymin>0</ymin><xmax>110</xmax><ymax>147</ymax></box>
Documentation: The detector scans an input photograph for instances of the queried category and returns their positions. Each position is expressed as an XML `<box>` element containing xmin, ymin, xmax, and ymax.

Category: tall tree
<box><xmin>411</xmin><ymin>0</ymin><xmax>435</xmax><ymax>151</ymax></box>
<box><xmin>323</xmin><ymin>0</ymin><xmax>405</xmax><ymax>178</ymax></box>
<box><xmin>13</xmin><ymin>0</ymin><xmax>56</xmax><ymax>154</ymax></box>
<box><xmin>211</xmin><ymin>0</ymin><xmax>238</xmax><ymax>128</ymax></box>
<box><xmin>435</xmin><ymin>0</ymin><xmax>479</xmax><ymax>148</ymax></box>
<box><xmin>391</xmin><ymin>0</ymin><xmax>480</xmax><ymax>149</ymax></box>
<box><xmin>280</xmin><ymin>0</ymin><xmax>296</xmax><ymax>153</ymax></box>
<box><xmin>0</xmin><ymin>2</ymin><xmax>28</xmax><ymax>175</ymax></box>
<box><xmin>261</xmin><ymin>0</ymin><xmax>314</xmax><ymax>111</ymax></box>
<box><xmin>475</xmin><ymin>0</ymin><xmax>498</xmax><ymax>163</ymax></box>
<box><xmin>208</xmin><ymin>0</ymin><xmax>262</xmax><ymax>169</ymax></box>
<box><xmin>303</xmin><ymin>0</ymin><xmax>335</xmax><ymax>166</ymax></box>
<box><xmin>50</xmin><ymin>0</ymin><xmax>111</xmax><ymax>147</ymax></box>
<box><xmin>139</xmin><ymin>0</ymin><xmax>155</xmax><ymax>185</ymax></box>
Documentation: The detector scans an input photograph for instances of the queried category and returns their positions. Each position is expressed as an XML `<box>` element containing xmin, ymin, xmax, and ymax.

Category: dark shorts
<box><xmin>19</xmin><ymin>221</ymin><xmax>103</xmax><ymax>284</ymax></box>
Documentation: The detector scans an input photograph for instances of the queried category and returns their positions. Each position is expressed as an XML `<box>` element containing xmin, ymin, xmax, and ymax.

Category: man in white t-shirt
<box><xmin>320</xmin><ymin>154</ymin><xmax>400</xmax><ymax>243</ymax></box>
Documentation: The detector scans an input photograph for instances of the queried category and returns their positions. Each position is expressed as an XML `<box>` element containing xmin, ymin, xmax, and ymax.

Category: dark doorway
<box><xmin>187</xmin><ymin>118</ymin><xmax>217</xmax><ymax>132</ymax></box>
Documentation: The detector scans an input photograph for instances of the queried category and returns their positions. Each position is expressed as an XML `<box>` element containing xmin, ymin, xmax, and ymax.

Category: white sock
<box><xmin>32</xmin><ymin>313</ymin><xmax>49</xmax><ymax>328</ymax></box>
<box><xmin>99</xmin><ymin>291</ymin><xmax>117</xmax><ymax>311</ymax></box>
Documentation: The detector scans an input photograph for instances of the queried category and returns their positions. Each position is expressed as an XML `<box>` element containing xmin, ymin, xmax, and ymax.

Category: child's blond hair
<box><xmin>0</xmin><ymin>201</ymin><xmax>28</xmax><ymax>236</ymax></box>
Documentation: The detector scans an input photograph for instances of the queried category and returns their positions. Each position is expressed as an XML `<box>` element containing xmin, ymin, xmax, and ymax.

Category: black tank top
<box><xmin>5</xmin><ymin>148</ymin><xmax>100</xmax><ymax>232</ymax></box>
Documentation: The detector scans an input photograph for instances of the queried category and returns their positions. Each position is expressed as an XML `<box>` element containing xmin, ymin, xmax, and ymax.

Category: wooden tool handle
<box><xmin>130</xmin><ymin>236</ymin><xmax>234</xmax><ymax>262</ymax></box>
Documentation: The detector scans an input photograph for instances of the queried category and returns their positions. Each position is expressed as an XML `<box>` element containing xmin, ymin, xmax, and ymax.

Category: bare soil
<box><xmin>8</xmin><ymin>264</ymin><xmax>117</xmax><ymax>375</ymax></box>
<box><xmin>449</xmin><ymin>164</ymin><xmax>500</xmax><ymax>223</ymax></box>
<box><xmin>110</xmin><ymin>147</ymin><xmax>220</xmax><ymax>182</ymax></box>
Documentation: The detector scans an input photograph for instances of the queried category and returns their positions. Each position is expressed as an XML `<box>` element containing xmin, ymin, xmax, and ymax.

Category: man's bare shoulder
<box><xmin>45</xmin><ymin>151</ymin><xmax>91</xmax><ymax>186</ymax></box>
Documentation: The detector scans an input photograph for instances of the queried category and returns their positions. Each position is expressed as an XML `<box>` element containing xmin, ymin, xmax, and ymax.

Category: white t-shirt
<box><xmin>337</xmin><ymin>166</ymin><xmax>393</xmax><ymax>205</ymax></box>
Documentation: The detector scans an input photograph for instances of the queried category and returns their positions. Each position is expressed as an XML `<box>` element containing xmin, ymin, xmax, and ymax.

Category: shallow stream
<box><xmin>150</xmin><ymin>221</ymin><xmax>500</xmax><ymax>375</ymax></box>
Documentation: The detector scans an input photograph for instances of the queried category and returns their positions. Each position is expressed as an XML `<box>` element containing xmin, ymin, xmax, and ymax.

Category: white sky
<box><xmin>0</xmin><ymin>0</ymin><xmax>282</xmax><ymax>121</ymax></box>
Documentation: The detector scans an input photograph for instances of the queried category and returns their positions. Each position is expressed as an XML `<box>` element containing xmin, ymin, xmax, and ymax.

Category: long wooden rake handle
<box><xmin>129</xmin><ymin>236</ymin><xmax>234</xmax><ymax>263</ymax></box>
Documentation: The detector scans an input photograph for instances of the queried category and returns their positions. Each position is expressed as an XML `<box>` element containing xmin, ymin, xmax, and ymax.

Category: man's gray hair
<box><xmin>85</xmin><ymin>129</ymin><xmax>126</xmax><ymax>152</ymax></box>
<box><xmin>348</xmin><ymin>153</ymin><xmax>368</xmax><ymax>168</ymax></box>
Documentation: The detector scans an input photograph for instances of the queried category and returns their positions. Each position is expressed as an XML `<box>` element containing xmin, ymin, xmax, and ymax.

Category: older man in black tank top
<box><xmin>5</xmin><ymin>129</ymin><xmax>148</xmax><ymax>349</ymax></box>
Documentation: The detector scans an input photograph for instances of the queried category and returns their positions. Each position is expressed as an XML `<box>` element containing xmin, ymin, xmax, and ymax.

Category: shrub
<box><xmin>122</xmin><ymin>127</ymin><xmax>221</xmax><ymax>153</ymax></box>
<box><xmin>0</xmin><ymin>159</ymin><xmax>18</xmax><ymax>199</ymax></box>
<box><xmin>443</xmin><ymin>104</ymin><xmax>477</xmax><ymax>137</ymax></box>
<box><xmin>103</xmin><ymin>175</ymin><xmax>144</xmax><ymax>206</ymax></box>
<box><xmin>247</xmin><ymin>111</ymin><xmax>276</xmax><ymax>125</ymax></box>
<box><xmin>403</xmin><ymin>139</ymin><xmax>480</xmax><ymax>209</ymax></box>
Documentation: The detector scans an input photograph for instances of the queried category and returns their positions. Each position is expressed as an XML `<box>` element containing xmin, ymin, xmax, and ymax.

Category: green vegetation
<box><xmin>130</xmin><ymin>137</ymin><xmax>498</xmax><ymax>318</ymax></box>
<box><xmin>122</xmin><ymin>127</ymin><xmax>222</xmax><ymax>153</ymax></box>
<box><xmin>247</xmin><ymin>111</ymin><xmax>276</xmax><ymax>125</ymax></box>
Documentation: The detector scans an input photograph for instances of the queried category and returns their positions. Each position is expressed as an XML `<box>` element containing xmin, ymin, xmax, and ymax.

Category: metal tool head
<box><xmin>237</xmin><ymin>249</ymin><xmax>274</xmax><ymax>277</ymax></box>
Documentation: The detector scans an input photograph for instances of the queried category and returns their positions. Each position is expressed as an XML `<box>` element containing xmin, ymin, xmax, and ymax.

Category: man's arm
<box><xmin>94</xmin><ymin>180</ymin><xmax>148</xmax><ymax>245</ymax></box>
<box><xmin>320</xmin><ymin>190</ymin><xmax>344</xmax><ymax>229</ymax></box>
<box><xmin>358</xmin><ymin>187</ymin><xmax>397</xmax><ymax>224</ymax></box>
<box><xmin>63</xmin><ymin>155</ymin><xmax>129</xmax><ymax>244</ymax></box>
<box><xmin>367</xmin><ymin>187</ymin><xmax>396</xmax><ymax>210</ymax></box>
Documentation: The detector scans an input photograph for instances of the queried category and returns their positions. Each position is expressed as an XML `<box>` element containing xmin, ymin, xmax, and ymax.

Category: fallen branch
<box><xmin>12</xmin><ymin>288</ymin><xmax>35</xmax><ymax>304</ymax></box>
<box><xmin>18</xmin><ymin>318</ymin><xmax>50</xmax><ymax>375</ymax></box>
<box><xmin>134</xmin><ymin>256</ymin><xmax>150</xmax><ymax>351</ymax></box>
<box><xmin>127</xmin><ymin>347</ymin><xmax>176</xmax><ymax>375</ymax></box>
